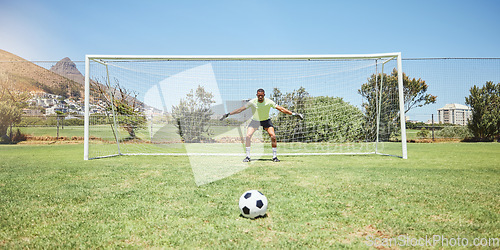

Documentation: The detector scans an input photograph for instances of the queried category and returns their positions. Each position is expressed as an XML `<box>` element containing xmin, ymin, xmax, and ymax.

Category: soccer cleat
<box><xmin>272</xmin><ymin>157</ymin><xmax>280</xmax><ymax>162</ymax></box>
<box><xmin>243</xmin><ymin>156</ymin><xmax>251</xmax><ymax>162</ymax></box>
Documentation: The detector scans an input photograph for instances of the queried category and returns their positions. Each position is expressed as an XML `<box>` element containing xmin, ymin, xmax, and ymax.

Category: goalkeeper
<box><xmin>221</xmin><ymin>88</ymin><xmax>303</xmax><ymax>162</ymax></box>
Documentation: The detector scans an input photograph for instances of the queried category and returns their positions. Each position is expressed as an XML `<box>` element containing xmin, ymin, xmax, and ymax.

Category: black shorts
<box><xmin>248</xmin><ymin>119</ymin><xmax>274</xmax><ymax>129</ymax></box>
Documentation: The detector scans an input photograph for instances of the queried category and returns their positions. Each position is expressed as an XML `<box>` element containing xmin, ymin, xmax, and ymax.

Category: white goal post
<box><xmin>84</xmin><ymin>53</ymin><xmax>407</xmax><ymax>160</ymax></box>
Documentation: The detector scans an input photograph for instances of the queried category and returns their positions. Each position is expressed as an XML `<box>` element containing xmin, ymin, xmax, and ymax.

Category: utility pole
<box><xmin>431</xmin><ymin>114</ymin><xmax>435</xmax><ymax>141</ymax></box>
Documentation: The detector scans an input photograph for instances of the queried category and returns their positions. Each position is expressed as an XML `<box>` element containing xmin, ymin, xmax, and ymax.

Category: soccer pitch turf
<box><xmin>0</xmin><ymin>143</ymin><xmax>498</xmax><ymax>248</ymax></box>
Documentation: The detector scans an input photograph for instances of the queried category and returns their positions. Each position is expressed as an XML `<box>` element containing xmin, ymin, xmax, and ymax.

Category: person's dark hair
<box><xmin>257</xmin><ymin>88</ymin><xmax>265</xmax><ymax>94</ymax></box>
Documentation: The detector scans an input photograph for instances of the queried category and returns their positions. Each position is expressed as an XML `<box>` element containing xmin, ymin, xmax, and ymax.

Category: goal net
<box><xmin>84</xmin><ymin>53</ymin><xmax>407</xmax><ymax>163</ymax></box>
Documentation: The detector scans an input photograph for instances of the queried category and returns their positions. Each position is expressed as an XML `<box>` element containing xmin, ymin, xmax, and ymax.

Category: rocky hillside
<box><xmin>0</xmin><ymin>49</ymin><xmax>83</xmax><ymax>98</ymax></box>
<box><xmin>49</xmin><ymin>57</ymin><xmax>85</xmax><ymax>85</ymax></box>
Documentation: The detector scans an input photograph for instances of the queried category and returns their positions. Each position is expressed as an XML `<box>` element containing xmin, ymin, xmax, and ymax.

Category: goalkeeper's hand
<box><xmin>220</xmin><ymin>113</ymin><xmax>230</xmax><ymax>121</ymax></box>
<box><xmin>292</xmin><ymin>112</ymin><xmax>304</xmax><ymax>120</ymax></box>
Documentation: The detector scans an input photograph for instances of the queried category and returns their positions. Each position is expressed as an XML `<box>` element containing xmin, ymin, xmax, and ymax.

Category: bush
<box><xmin>417</xmin><ymin>129</ymin><xmax>430</xmax><ymax>138</ymax></box>
<box><xmin>0</xmin><ymin>129</ymin><xmax>27</xmax><ymax>143</ymax></box>
<box><xmin>436</xmin><ymin>126</ymin><xmax>472</xmax><ymax>139</ymax></box>
<box><xmin>272</xmin><ymin>92</ymin><xmax>364</xmax><ymax>143</ymax></box>
<box><xmin>11</xmin><ymin>129</ymin><xmax>27</xmax><ymax>142</ymax></box>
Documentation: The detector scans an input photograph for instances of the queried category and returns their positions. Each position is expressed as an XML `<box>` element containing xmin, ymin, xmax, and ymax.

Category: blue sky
<box><xmin>1</xmin><ymin>0</ymin><xmax>500</xmax><ymax>61</ymax></box>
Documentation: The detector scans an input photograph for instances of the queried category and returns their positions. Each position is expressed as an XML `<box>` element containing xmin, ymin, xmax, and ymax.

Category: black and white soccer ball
<box><xmin>238</xmin><ymin>190</ymin><xmax>268</xmax><ymax>219</ymax></box>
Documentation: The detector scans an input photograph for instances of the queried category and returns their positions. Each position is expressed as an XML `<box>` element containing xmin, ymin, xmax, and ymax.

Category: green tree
<box><xmin>0</xmin><ymin>101</ymin><xmax>22</xmax><ymax>141</ymax></box>
<box><xmin>465</xmin><ymin>81</ymin><xmax>500</xmax><ymax>140</ymax></box>
<box><xmin>0</xmin><ymin>76</ymin><xmax>30</xmax><ymax>142</ymax></box>
<box><xmin>358</xmin><ymin>69</ymin><xmax>436</xmax><ymax>141</ymax></box>
<box><xmin>91</xmin><ymin>79</ymin><xmax>146</xmax><ymax>139</ymax></box>
<box><xmin>172</xmin><ymin>85</ymin><xmax>215</xmax><ymax>143</ymax></box>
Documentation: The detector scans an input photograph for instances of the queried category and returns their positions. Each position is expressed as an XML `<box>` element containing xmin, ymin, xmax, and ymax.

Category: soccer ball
<box><xmin>239</xmin><ymin>190</ymin><xmax>268</xmax><ymax>219</ymax></box>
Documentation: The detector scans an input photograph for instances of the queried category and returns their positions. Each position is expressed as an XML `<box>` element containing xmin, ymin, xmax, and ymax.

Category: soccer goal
<box><xmin>84</xmin><ymin>53</ymin><xmax>407</xmax><ymax>160</ymax></box>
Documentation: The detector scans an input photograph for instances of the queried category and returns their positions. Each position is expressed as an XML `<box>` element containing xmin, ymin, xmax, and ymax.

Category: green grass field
<box><xmin>0</xmin><ymin>143</ymin><xmax>499</xmax><ymax>248</ymax></box>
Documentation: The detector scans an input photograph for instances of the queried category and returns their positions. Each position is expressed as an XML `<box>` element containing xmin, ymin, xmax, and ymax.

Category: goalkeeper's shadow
<box><xmin>250</xmin><ymin>158</ymin><xmax>276</xmax><ymax>162</ymax></box>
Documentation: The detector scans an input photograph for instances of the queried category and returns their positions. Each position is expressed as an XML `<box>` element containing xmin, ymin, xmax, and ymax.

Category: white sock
<box><xmin>246</xmin><ymin>147</ymin><xmax>251</xmax><ymax>157</ymax></box>
<box><xmin>272</xmin><ymin>147</ymin><xmax>277</xmax><ymax>158</ymax></box>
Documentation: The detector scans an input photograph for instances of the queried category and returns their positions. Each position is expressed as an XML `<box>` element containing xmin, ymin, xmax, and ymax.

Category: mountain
<box><xmin>49</xmin><ymin>57</ymin><xmax>85</xmax><ymax>85</ymax></box>
<box><xmin>0</xmin><ymin>49</ymin><xmax>83</xmax><ymax>98</ymax></box>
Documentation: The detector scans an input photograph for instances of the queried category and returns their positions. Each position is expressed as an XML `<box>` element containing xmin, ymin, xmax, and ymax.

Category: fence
<box><xmin>1</xmin><ymin>58</ymin><xmax>499</xmax><ymax>142</ymax></box>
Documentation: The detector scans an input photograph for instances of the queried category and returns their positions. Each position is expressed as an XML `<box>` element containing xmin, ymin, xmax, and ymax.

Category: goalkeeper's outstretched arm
<box><xmin>220</xmin><ymin>106</ymin><xmax>247</xmax><ymax>120</ymax></box>
<box><xmin>220</xmin><ymin>105</ymin><xmax>303</xmax><ymax>120</ymax></box>
<box><xmin>276</xmin><ymin>105</ymin><xmax>304</xmax><ymax>120</ymax></box>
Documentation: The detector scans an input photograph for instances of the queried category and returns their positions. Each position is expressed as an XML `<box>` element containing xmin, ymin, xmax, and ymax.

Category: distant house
<box><xmin>22</xmin><ymin>108</ymin><xmax>42</xmax><ymax>116</ymax></box>
<box><xmin>437</xmin><ymin>103</ymin><xmax>472</xmax><ymax>125</ymax></box>
<box><xmin>46</xmin><ymin>105</ymin><xmax>68</xmax><ymax>115</ymax></box>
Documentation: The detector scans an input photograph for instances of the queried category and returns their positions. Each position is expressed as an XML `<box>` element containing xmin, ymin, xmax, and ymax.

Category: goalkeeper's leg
<box><xmin>264</xmin><ymin>127</ymin><xmax>279</xmax><ymax>162</ymax></box>
<box><xmin>244</xmin><ymin>126</ymin><xmax>258</xmax><ymax>162</ymax></box>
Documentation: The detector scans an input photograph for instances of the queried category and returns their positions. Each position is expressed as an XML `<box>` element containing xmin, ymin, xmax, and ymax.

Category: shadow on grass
<box><xmin>239</xmin><ymin>213</ymin><xmax>268</xmax><ymax>220</ymax></box>
<box><xmin>250</xmin><ymin>158</ymin><xmax>275</xmax><ymax>162</ymax></box>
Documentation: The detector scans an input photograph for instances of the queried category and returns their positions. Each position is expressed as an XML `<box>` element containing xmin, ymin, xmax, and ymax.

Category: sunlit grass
<box><xmin>0</xmin><ymin>143</ymin><xmax>498</xmax><ymax>248</ymax></box>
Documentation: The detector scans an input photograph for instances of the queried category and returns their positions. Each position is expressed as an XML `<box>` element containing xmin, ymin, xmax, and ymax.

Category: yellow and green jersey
<box><xmin>245</xmin><ymin>98</ymin><xmax>277</xmax><ymax>121</ymax></box>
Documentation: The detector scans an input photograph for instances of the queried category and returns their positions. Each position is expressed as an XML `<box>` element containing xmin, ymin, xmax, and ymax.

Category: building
<box><xmin>22</xmin><ymin>108</ymin><xmax>43</xmax><ymax>116</ymax></box>
<box><xmin>45</xmin><ymin>105</ymin><xmax>69</xmax><ymax>115</ymax></box>
<box><xmin>437</xmin><ymin>103</ymin><xmax>472</xmax><ymax>125</ymax></box>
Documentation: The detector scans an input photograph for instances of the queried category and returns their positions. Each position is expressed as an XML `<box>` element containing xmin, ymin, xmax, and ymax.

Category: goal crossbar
<box><xmin>86</xmin><ymin>53</ymin><xmax>400</xmax><ymax>61</ymax></box>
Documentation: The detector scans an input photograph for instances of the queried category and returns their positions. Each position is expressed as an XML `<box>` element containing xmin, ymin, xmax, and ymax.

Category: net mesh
<box><xmin>86</xmin><ymin>56</ymin><xmax>404</xmax><ymax>161</ymax></box>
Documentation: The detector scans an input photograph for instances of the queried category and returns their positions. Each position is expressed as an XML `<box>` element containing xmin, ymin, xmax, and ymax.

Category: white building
<box><xmin>45</xmin><ymin>105</ymin><xmax>69</xmax><ymax>115</ymax></box>
<box><xmin>437</xmin><ymin>103</ymin><xmax>472</xmax><ymax>125</ymax></box>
